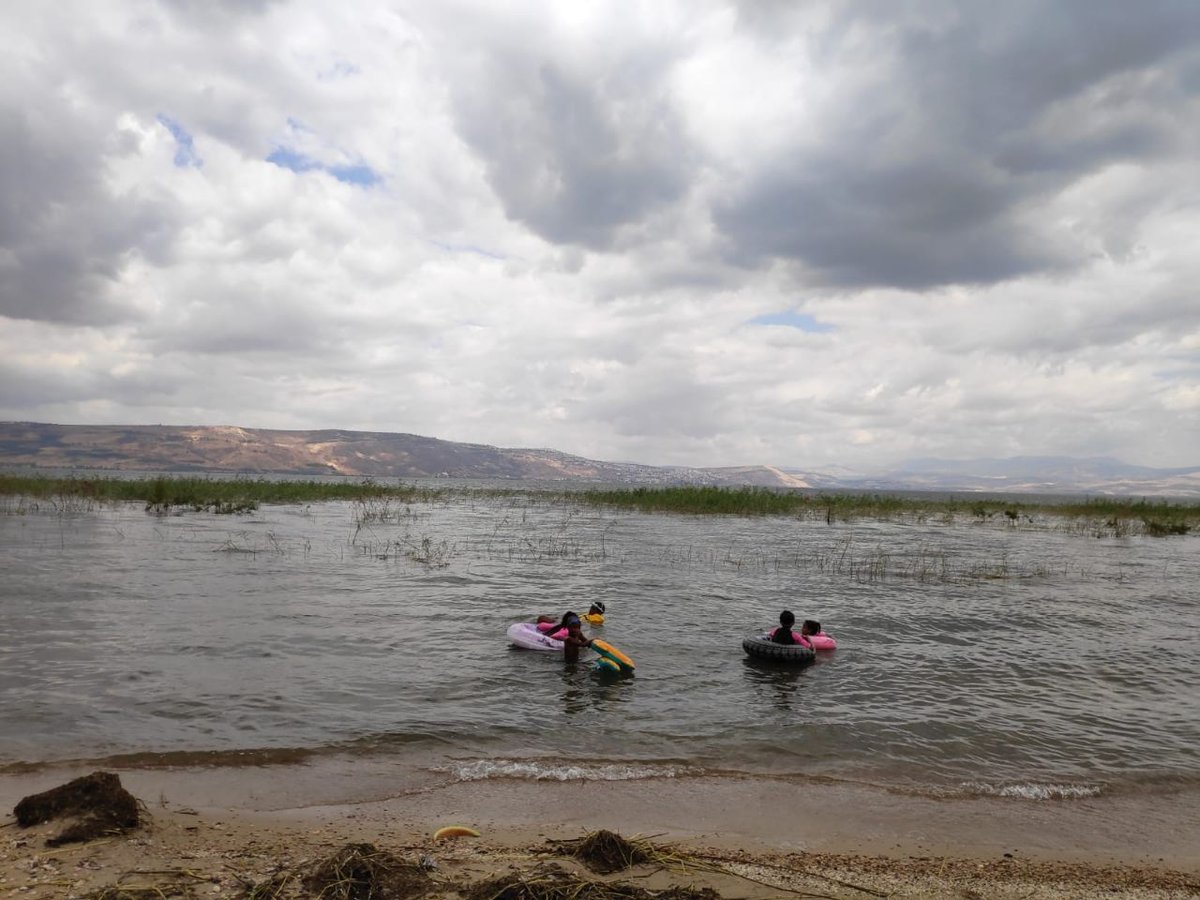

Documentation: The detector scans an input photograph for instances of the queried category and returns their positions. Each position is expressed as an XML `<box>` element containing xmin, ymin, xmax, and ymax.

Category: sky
<box><xmin>2</xmin><ymin>1</ymin><xmax>1198</xmax><ymax>472</ymax></box>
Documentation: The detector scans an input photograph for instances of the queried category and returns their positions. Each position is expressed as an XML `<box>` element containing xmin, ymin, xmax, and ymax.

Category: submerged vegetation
<box><xmin>0</xmin><ymin>474</ymin><xmax>1196</xmax><ymax>536</ymax></box>
<box><xmin>570</xmin><ymin>485</ymin><xmax>1199</xmax><ymax>534</ymax></box>
<box><xmin>0</xmin><ymin>475</ymin><xmax>1195</xmax><ymax>592</ymax></box>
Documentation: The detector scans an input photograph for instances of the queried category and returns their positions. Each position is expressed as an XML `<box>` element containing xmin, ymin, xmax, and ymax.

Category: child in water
<box><xmin>800</xmin><ymin>619</ymin><xmax>837</xmax><ymax>650</ymax></box>
<box><xmin>769</xmin><ymin>610</ymin><xmax>814</xmax><ymax>649</ymax></box>
<box><xmin>538</xmin><ymin>602</ymin><xmax>605</xmax><ymax>628</ymax></box>
<box><xmin>547</xmin><ymin>611</ymin><xmax>592</xmax><ymax>661</ymax></box>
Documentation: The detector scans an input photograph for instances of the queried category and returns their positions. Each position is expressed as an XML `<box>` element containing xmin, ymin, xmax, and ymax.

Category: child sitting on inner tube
<box><xmin>800</xmin><ymin>619</ymin><xmax>837</xmax><ymax>650</ymax></box>
<box><xmin>769</xmin><ymin>610</ymin><xmax>814</xmax><ymax>649</ymax></box>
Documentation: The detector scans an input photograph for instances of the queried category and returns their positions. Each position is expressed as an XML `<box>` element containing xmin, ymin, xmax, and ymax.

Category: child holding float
<box><xmin>519</xmin><ymin>609</ymin><xmax>633</xmax><ymax>674</ymax></box>
<box><xmin>554</xmin><ymin>612</ymin><xmax>593</xmax><ymax>661</ymax></box>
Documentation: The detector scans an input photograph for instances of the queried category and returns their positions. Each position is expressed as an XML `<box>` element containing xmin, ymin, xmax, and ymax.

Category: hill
<box><xmin>0</xmin><ymin>422</ymin><xmax>808</xmax><ymax>488</ymax></box>
<box><xmin>2</xmin><ymin>423</ymin><xmax>1197</xmax><ymax>496</ymax></box>
<box><xmin>795</xmin><ymin>455</ymin><xmax>1200</xmax><ymax>498</ymax></box>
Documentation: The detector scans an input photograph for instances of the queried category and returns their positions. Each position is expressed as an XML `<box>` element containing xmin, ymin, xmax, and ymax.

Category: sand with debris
<box><xmin>2</xmin><ymin>767</ymin><xmax>1198</xmax><ymax>899</ymax></box>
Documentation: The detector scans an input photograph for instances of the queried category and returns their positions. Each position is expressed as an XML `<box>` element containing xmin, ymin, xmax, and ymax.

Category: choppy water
<box><xmin>2</xmin><ymin>488</ymin><xmax>1198</xmax><ymax>805</ymax></box>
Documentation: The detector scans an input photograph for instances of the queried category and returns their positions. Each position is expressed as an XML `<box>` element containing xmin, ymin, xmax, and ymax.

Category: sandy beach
<box><xmin>3</xmin><ymin>765</ymin><xmax>1197</xmax><ymax>899</ymax></box>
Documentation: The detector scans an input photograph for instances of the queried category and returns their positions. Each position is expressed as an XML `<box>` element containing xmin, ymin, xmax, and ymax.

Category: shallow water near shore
<box><xmin>2</xmin><ymin>487</ymin><xmax>1198</xmax><ymax>810</ymax></box>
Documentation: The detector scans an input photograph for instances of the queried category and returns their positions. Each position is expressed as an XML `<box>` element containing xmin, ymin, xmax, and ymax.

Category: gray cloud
<box><xmin>0</xmin><ymin>107</ymin><xmax>179</xmax><ymax>325</ymax></box>
<box><xmin>1</xmin><ymin>0</ymin><xmax>1196</xmax><ymax>471</ymax></box>
<box><xmin>715</xmin><ymin>0</ymin><xmax>1200</xmax><ymax>289</ymax></box>
<box><xmin>715</xmin><ymin>153</ymin><xmax>1066</xmax><ymax>288</ymax></box>
<box><xmin>439</xmin><ymin>22</ymin><xmax>695</xmax><ymax>249</ymax></box>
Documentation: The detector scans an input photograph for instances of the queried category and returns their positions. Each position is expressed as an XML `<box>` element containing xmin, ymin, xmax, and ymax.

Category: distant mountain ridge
<box><xmin>0</xmin><ymin>422</ymin><xmax>807</xmax><ymax>488</ymax></box>
<box><xmin>1</xmin><ymin>422</ymin><xmax>1197</xmax><ymax>497</ymax></box>
<box><xmin>785</xmin><ymin>455</ymin><xmax>1200</xmax><ymax>497</ymax></box>
<box><xmin>887</xmin><ymin>455</ymin><xmax>1199</xmax><ymax>479</ymax></box>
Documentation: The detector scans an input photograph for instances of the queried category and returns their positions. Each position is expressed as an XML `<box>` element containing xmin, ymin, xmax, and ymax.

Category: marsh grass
<box><xmin>348</xmin><ymin>508</ymin><xmax>456</xmax><ymax>566</ymax></box>
<box><xmin>212</xmin><ymin>531</ymin><xmax>291</xmax><ymax>557</ymax></box>
<box><xmin>4</xmin><ymin>476</ymin><xmax>1196</xmax><ymax>535</ymax></box>
<box><xmin>465</xmin><ymin>500</ymin><xmax>1128</xmax><ymax>584</ymax></box>
<box><xmin>486</xmin><ymin>533</ymin><xmax>599</xmax><ymax>563</ymax></box>
<box><xmin>819</xmin><ymin>540</ymin><xmax>1074</xmax><ymax>583</ymax></box>
<box><xmin>568</xmin><ymin>485</ymin><xmax>1200</xmax><ymax>534</ymax></box>
<box><xmin>351</xmin><ymin>495</ymin><xmax>420</xmax><ymax>526</ymax></box>
<box><xmin>401</xmin><ymin>535</ymin><xmax>454</xmax><ymax>567</ymax></box>
<box><xmin>1143</xmin><ymin>518</ymin><xmax>1191</xmax><ymax>536</ymax></box>
<box><xmin>473</xmin><ymin>505</ymin><xmax>620</xmax><ymax>564</ymax></box>
<box><xmin>0</xmin><ymin>474</ymin><xmax>443</xmax><ymax>513</ymax></box>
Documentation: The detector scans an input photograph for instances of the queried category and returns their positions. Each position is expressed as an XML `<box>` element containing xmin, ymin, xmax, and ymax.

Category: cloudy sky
<box><xmin>2</xmin><ymin>1</ymin><xmax>1198</xmax><ymax>471</ymax></box>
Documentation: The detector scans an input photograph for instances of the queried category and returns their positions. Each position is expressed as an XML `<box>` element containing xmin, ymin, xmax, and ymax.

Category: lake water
<box><xmin>1</xmin><ymin>489</ymin><xmax>1198</xmax><ymax>810</ymax></box>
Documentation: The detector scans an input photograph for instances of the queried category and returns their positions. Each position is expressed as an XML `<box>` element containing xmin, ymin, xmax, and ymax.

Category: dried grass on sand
<box><xmin>300</xmin><ymin>842</ymin><xmax>435</xmax><ymax>899</ymax></box>
<box><xmin>465</xmin><ymin>861</ymin><xmax>719</xmax><ymax>900</ymax></box>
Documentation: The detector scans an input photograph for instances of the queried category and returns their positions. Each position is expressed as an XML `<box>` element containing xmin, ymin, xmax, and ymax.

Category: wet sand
<box><xmin>2</xmin><ymin>764</ymin><xmax>1198</xmax><ymax>898</ymax></box>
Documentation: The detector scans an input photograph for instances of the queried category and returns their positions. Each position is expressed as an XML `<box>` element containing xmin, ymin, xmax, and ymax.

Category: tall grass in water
<box><xmin>2</xmin><ymin>474</ymin><xmax>1196</xmax><ymax>534</ymax></box>
<box><xmin>570</xmin><ymin>485</ymin><xmax>1198</xmax><ymax>534</ymax></box>
<box><xmin>572</xmin><ymin>486</ymin><xmax>958</xmax><ymax>520</ymax></box>
<box><xmin>0</xmin><ymin>474</ymin><xmax>445</xmax><ymax>514</ymax></box>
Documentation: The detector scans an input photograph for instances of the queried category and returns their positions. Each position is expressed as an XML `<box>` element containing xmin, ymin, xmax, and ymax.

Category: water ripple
<box><xmin>1</xmin><ymin>497</ymin><xmax>1198</xmax><ymax>795</ymax></box>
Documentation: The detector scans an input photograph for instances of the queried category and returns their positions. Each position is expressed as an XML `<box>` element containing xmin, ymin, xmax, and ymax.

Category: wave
<box><xmin>957</xmin><ymin>781</ymin><xmax>1105</xmax><ymax>800</ymax></box>
<box><xmin>7</xmin><ymin>739</ymin><xmax>1198</xmax><ymax>808</ymax></box>
<box><xmin>951</xmin><ymin>770</ymin><xmax>1200</xmax><ymax>801</ymax></box>
<box><xmin>442</xmin><ymin>758</ymin><xmax>699</xmax><ymax>783</ymax></box>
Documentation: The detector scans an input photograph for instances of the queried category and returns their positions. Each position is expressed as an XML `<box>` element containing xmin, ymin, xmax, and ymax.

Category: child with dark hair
<box><xmin>769</xmin><ymin>610</ymin><xmax>813</xmax><ymax>648</ymax></box>
<box><xmin>549</xmin><ymin>611</ymin><xmax>592</xmax><ymax>660</ymax></box>
<box><xmin>583</xmin><ymin>601</ymin><xmax>606</xmax><ymax>625</ymax></box>
<box><xmin>530</xmin><ymin>612</ymin><xmax>594</xmax><ymax>659</ymax></box>
<box><xmin>800</xmin><ymin>618</ymin><xmax>838</xmax><ymax>651</ymax></box>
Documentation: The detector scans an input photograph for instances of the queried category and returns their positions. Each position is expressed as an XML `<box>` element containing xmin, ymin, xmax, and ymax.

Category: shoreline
<box><xmin>3</xmin><ymin>764</ymin><xmax>1198</xmax><ymax>899</ymax></box>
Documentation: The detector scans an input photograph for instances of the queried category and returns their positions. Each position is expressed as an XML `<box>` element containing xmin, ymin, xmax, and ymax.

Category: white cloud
<box><xmin>1</xmin><ymin>0</ymin><xmax>1197</xmax><ymax>470</ymax></box>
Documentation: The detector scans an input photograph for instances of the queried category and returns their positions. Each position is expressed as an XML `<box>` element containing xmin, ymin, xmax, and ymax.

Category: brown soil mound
<box><xmin>13</xmin><ymin>771</ymin><xmax>140</xmax><ymax>847</ymax></box>
<box><xmin>465</xmin><ymin>863</ymin><xmax>719</xmax><ymax>900</ymax></box>
<box><xmin>303</xmin><ymin>842</ymin><xmax>434</xmax><ymax>900</ymax></box>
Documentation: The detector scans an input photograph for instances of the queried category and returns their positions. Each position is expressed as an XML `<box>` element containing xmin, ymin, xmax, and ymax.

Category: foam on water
<box><xmin>960</xmin><ymin>781</ymin><xmax>1105</xmax><ymax>800</ymax></box>
<box><xmin>445</xmin><ymin>759</ymin><xmax>696</xmax><ymax>783</ymax></box>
